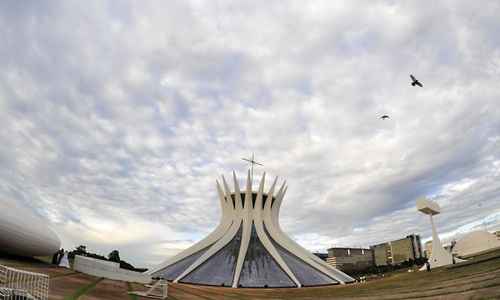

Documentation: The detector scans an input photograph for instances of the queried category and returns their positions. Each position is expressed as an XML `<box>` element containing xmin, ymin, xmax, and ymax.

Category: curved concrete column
<box><xmin>147</xmin><ymin>180</ymin><xmax>233</xmax><ymax>275</ymax></box>
<box><xmin>232</xmin><ymin>171</ymin><xmax>253</xmax><ymax>287</ymax></box>
<box><xmin>269</xmin><ymin>186</ymin><xmax>354</xmax><ymax>283</ymax></box>
<box><xmin>253</xmin><ymin>173</ymin><xmax>301</xmax><ymax>287</ymax></box>
<box><xmin>265</xmin><ymin>184</ymin><xmax>353</xmax><ymax>284</ymax></box>
<box><xmin>174</xmin><ymin>177</ymin><xmax>241</xmax><ymax>282</ymax></box>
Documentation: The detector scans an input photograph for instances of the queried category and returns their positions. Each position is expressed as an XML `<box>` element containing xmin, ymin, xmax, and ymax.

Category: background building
<box><xmin>424</xmin><ymin>240</ymin><xmax>432</xmax><ymax>258</ymax></box>
<box><xmin>391</xmin><ymin>234</ymin><xmax>422</xmax><ymax>264</ymax></box>
<box><xmin>313</xmin><ymin>253</ymin><xmax>328</xmax><ymax>261</ymax></box>
<box><xmin>326</xmin><ymin>247</ymin><xmax>374</xmax><ymax>273</ymax></box>
<box><xmin>371</xmin><ymin>243</ymin><xmax>391</xmax><ymax>266</ymax></box>
<box><xmin>370</xmin><ymin>234</ymin><xmax>422</xmax><ymax>266</ymax></box>
<box><xmin>410</xmin><ymin>234</ymin><xmax>423</xmax><ymax>259</ymax></box>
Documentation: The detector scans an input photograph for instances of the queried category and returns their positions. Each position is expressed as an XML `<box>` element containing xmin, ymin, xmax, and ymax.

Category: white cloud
<box><xmin>0</xmin><ymin>0</ymin><xmax>499</xmax><ymax>266</ymax></box>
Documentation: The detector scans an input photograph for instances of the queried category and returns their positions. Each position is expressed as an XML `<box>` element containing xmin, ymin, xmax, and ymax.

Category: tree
<box><xmin>108</xmin><ymin>250</ymin><xmax>121</xmax><ymax>263</ymax></box>
<box><xmin>68</xmin><ymin>245</ymin><xmax>88</xmax><ymax>260</ymax></box>
<box><xmin>75</xmin><ymin>245</ymin><xmax>87</xmax><ymax>254</ymax></box>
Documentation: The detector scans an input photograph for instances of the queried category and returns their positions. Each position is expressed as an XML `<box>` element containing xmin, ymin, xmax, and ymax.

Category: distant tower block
<box><xmin>417</xmin><ymin>198</ymin><xmax>453</xmax><ymax>269</ymax></box>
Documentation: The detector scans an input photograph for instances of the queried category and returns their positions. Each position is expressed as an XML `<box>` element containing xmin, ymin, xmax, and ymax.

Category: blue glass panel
<box><xmin>270</xmin><ymin>235</ymin><xmax>338</xmax><ymax>286</ymax></box>
<box><xmin>180</xmin><ymin>226</ymin><xmax>242</xmax><ymax>286</ymax></box>
<box><xmin>238</xmin><ymin>224</ymin><xmax>296</xmax><ymax>288</ymax></box>
<box><xmin>152</xmin><ymin>246</ymin><xmax>209</xmax><ymax>280</ymax></box>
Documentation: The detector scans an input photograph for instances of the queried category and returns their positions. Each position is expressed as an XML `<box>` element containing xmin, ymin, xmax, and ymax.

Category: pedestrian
<box><xmin>51</xmin><ymin>251</ymin><xmax>59</xmax><ymax>265</ymax></box>
<box><xmin>57</xmin><ymin>248</ymin><xmax>64</xmax><ymax>264</ymax></box>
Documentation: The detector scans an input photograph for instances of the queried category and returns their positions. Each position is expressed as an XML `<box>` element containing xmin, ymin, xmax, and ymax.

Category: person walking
<box><xmin>51</xmin><ymin>251</ymin><xmax>59</xmax><ymax>264</ymax></box>
<box><xmin>56</xmin><ymin>248</ymin><xmax>64</xmax><ymax>264</ymax></box>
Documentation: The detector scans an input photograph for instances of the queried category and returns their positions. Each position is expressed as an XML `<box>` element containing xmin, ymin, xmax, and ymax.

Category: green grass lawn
<box><xmin>168</xmin><ymin>249</ymin><xmax>500</xmax><ymax>300</ymax></box>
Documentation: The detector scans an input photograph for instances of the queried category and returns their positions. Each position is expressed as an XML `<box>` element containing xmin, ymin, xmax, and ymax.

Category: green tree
<box><xmin>68</xmin><ymin>245</ymin><xmax>88</xmax><ymax>260</ymax></box>
<box><xmin>75</xmin><ymin>245</ymin><xmax>87</xmax><ymax>255</ymax></box>
<box><xmin>108</xmin><ymin>250</ymin><xmax>121</xmax><ymax>263</ymax></box>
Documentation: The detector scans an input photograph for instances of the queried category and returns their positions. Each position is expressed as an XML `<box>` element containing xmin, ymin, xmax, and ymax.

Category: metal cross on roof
<box><xmin>241</xmin><ymin>152</ymin><xmax>263</xmax><ymax>181</ymax></box>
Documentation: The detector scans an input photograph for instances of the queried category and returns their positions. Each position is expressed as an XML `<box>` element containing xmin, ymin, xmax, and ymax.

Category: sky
<box><xmin>1</xmin><ymin>1</ymin><xmax>500</xmax><ymax>268</ymax></box>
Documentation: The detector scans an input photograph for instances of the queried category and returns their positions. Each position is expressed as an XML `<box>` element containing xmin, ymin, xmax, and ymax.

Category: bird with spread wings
<box><xmin>410</xmin><ymin>74</ymin><xmax>423</xmax><ymax>87</ymax></box>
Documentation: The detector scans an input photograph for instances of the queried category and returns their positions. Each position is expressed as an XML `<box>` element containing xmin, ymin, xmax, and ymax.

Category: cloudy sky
<box><xmin>1</xmin><ymin>1</ymin><xmax>500</xmax><ymax>267</ymax></box>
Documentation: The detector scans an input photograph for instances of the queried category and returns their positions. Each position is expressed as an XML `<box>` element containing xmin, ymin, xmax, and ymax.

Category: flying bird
<box><xmin>380</xmin><ymin>115</ymin><xmax>390</xmax><ymax>120</ymax></box>
<box><xmin>410</xmin><ymin>74</ymin><xmax>423</xmax><ymax>87</ymax></box>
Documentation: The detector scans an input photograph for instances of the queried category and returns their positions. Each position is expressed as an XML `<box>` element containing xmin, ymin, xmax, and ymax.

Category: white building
<box><xmin>0</xmin><ymin>200</ymin><xmax>60</xmax><ymax>257</ymax></box>
<box><xmin>453</xmin><ymin>231</ymin><xmax>500</xmax><ymax>258</ymax></box>
<box><xmin>148</xmin><ymin>171</ymin><xmax>355</xmax><ymax>288</ymax></box>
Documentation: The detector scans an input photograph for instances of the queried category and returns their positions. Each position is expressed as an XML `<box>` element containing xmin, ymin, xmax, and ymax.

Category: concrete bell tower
<box><xmin>417</xmin><ymin>197</ymin><xmax>454</xmax><ymax>268</ymax></box>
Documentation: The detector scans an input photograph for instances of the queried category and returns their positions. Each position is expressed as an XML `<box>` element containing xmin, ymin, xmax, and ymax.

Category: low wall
<box><xmin>73</xmin><ymin>255</ymin><xmax>151</xmax><ymax>284</ymax></box>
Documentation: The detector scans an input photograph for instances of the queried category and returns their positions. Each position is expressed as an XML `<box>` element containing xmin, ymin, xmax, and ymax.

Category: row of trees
<box><xmin>68</xmin><ymin>245</ymin><xmax>147</xmax><ymax>273</ymax></box>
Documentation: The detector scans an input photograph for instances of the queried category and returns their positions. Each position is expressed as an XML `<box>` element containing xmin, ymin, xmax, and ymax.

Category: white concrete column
<box><xmin>232</xmin><ymin>171</ymin><xmax>252</xmax><ymax>287</ymax></box>
<box><xmin>427</xmin><ymin>214</ymin><xmax>453</xmax><ymax>268</ymax></box>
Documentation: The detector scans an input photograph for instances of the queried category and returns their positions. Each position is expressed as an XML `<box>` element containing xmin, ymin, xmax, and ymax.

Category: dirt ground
<box><xmin>49</xmin><ymin>273</ymin><xmax>99</xmax><ymax>300</ymax></box>
<box><xmin>166</xmin><ymin>268</ymin><xmax>500</xmax><ymax>300</ymax></box>
<box><xmin>2</xmin><ymin>250</ymin><xmax>500</xmax><ymax>300</ymax></box>
<box><xmin>164</xmin><ymin>251</ymin><xmax>500</xmax><ymax>300</ymax></box>
<box><xmin>79</xmin><ymin>279</ymin><xmax>130</xmax><ymax>300</ymax></box>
